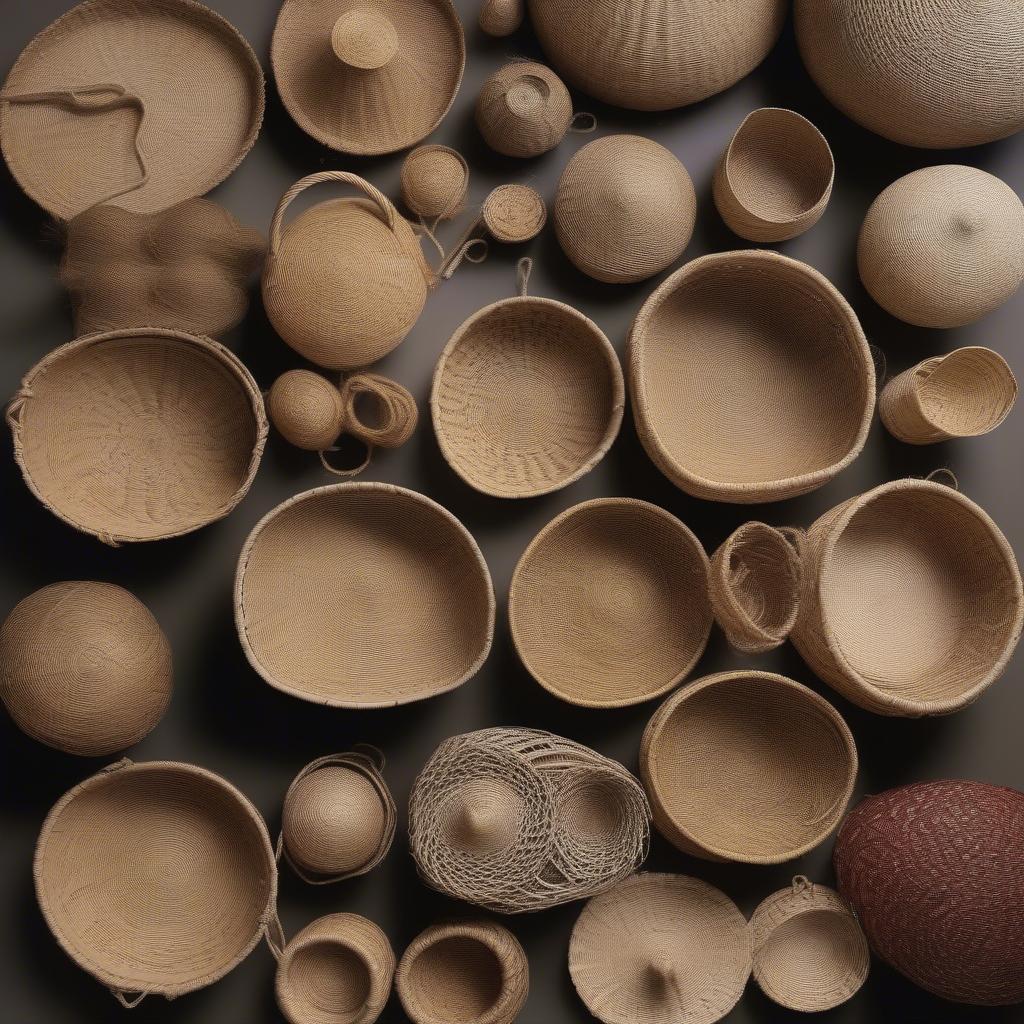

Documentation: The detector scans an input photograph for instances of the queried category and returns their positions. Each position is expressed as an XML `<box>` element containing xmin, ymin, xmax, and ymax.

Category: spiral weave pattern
<box><xmin>400</xmin><ymin>145</ymin><xmax>469</xmax><ymax>221</ymax></box>
<box><xmin>476</xmin><ymin>62</ymin><xmax>573</xmax><ymax>158</ymax></box>
<box><xmin>269</xmin><ymin>370</ymin><xmax>346</xmax><ymax>452</ymax></box>
<box><xmin>478</xmin><ymin>0</ymin><xmax>523</xmax><ymax>38</ymax></box>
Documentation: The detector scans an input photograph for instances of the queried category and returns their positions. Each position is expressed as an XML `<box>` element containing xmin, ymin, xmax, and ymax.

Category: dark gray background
<box><xmin>1</xmin><ymin>2</ymin><xmax>1022</xmax><ymax>1022</ymax></box>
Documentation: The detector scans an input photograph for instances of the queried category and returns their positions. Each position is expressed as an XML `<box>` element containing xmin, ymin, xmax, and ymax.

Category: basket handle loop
<box><xmin>265</xmin><ymin>910</ymin><xmax>286</xmax><ymax>961</ymax></box>
<box><xmin>111</xmin><ymin>990</ymin><xmax>146</xmax><ymax>1009</ymax></box>
<box><xmin>319</xmin><ymin>440</ymin><xmax>373</xmax><ymax>478</ymax></box>
<box><xmin>791</xmin><ymin>875</ymin><xmax>813</xmax><ymax>896</ymax></box>
<box><xmin>517</xmin><ymin>256</ymin><xmax>533</xmax><ymax>297</ymax></box>
<box><xmin>925</xmin><ymin>467</ymin><xmax>960</xmax><ymax>491</ymax></box>
<box><xmin>570</xmin><ymin>111</ymin><xmax>598</xmax><ymax>134</ymax></box>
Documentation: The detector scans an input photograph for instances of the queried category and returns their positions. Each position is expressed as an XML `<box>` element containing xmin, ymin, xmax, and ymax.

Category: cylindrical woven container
<box><xmin>400</xmin><ymin>145</ymin><xmax>469</xmax><ymax>221</ymax></box>
<box><xmin>269</xmin><ymin>370</ymin><xmax>345</xmax><ymax>452</ymax></box>
<box><xmin>750</xmin><ymin>876</ymin><xmax>869</xmax><ymax>1012</ymax></box>
<box><xmin>712</xmin><ymin>108</ymin><xmax>834</xmax><ymax>243</ymax></box>
<box><xmin>275</xmin><ymin>913</ymin><xmax>395</xmax><ymax>1024</ymax></box>
<box><xmin>396</xmin><ymin>920</ymin><xmax>528</xmax><ymax>1024</ymax></box>
<box><xmin>478</xmin><ymin>0</ymin><xmax>523</xmax><ymax>37</ymax></box>
<box><xmin>509</xmin><ymin>498</ymin><xmax>712</xmax><ymax>707</ymax></box>
<box><xmin>834</xmin><ymin>780</ymin><xmax>1024</xmax><ymax>1006</ymax></box>
<box><xmin>235</xmin><ymin>483</ymin><xmax>494</xmax><ymax>708</ymax></box>
<box><xmin>640</xmin><ymin>671</ymin><xmax>857</xmax><ymax>863</ymax></box>
<box><xmin>8</xmin><ymin>327</ymin><xmax>266</xmax><ymax>544</ymax></box>
<box><xmin>792</xmin><ymin>479</ymin><xmax>1024</xmax><ymax>716</ymax></box>
<box><xmin>629</xmin><ymin>250</ymin><xmax>874</xmax><ymax>503</ymax></box>
<box><xmin>35</xmin><ymin>759</ymin><xmax>277</xmax><ymax>1008</ymax></box>
<box><xmin>880</xmin><ymin>348</ymin><xmax>1017</xmax><ymax>444</ymax></box>
<box><xmin>569</xmin><ymin>873</ymin><xmax>752</xmax><ymax>1024</ymax></box>
<box><xmin>858</xmin><ymin>165</ymin><xmax>1024</xmax><ymax>329</ymax></box>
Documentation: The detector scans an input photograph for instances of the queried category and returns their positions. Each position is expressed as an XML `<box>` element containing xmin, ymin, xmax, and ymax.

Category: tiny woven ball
<box><xmin>479</xmin><ymin>0</ymin><xmax>523</xmax><ymax>37</ymax></box>
<box><xmin>268</xmin><ymin>370</ymin><xmax>345</xmax><ymax>451</ymax></box>
<box><xmin>400</xmin><ymin>145</ymin><xmax>469</xmax><ymax>221</ymax></box>
<box><xmin>476</xmin><ymin>62</ymin><xmax>574</xmax><ymax>158</ymax></box>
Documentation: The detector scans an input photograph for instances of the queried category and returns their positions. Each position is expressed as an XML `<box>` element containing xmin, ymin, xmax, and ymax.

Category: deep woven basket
<box><xmin>400</xmin><ymin>144</ymin><xmax>469</xmax><ymax>221</ymax></box>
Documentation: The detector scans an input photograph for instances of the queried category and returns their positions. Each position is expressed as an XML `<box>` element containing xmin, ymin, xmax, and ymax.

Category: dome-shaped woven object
<box><xmin>35</xmin><ymin>759</ymin><xmax>277</xmax><ymax>1008</ymax></box>
<box><xmin>713</xmin><ymin>108</ymin><xmax>834</xmax><ymax>243</ymax></box>
<box><xmin>569</xmin><ymin>873</ymin><xmax>752</xmax><ymax>1024</ymax></box>
<box><xmin>629</xmin><ymin>250</ymin><xmax>874</xmax><ymax>503</ymax></box>
<box><xmin>8</xmin><ymin>328</ymin><xmax>266</xmax><ymax>544</ymax></box>
<box><xmin>509</xmin><ymin>498</ymin><xmax>712</xmax><ymax>707</ymax></box>
<box><xmin>269</xmin><ymin>370</ymin><xmax>346</xmax><ymax>452</ymax></box>
<box><xmin>1</xmin><ymin>582</ymin><xmax>172</xmax><ymax>757</ymax></box>
<box><xmin>792</xmin><ymin>479</ymin><xmax>1023</xmax><ymax>716</ymax></box>
<box><xmin>795</xmin><ymin>0</ymin><xmax>1024</xmax><ymax>149</ymax></box>
<box><xmin>834</xmin><ymin>780</ymin><xmax>1024</xmax><ymax>1006</ymax></box>
<box><xmin>641</xmin><ymin>671</ymin><xmax>857</xmax><ymax>863</ymax></box>
<box><xmin>0</xmin><ymin>0</ymin><xmax>264</xmax><ymax>219</ymax></box>
<box><xmin>275</xmin><ymin>913</ymin><xmax>395</xmax><ymax>1024</ymax></box>
<box><xmin>750</xmin><ymin>876</ymin><xmax>869</xmax><ymax>1012</ymax></box>
<box><xmin>400</xmin><ymin>145</ymin><xmax>469</xmax><ymax>221</ymax></box>
<box><xmin>554</xmin><ymin>135</ymin><xmax>695</xmax><ymax>284</ymax></box>
<box><xmin>235</xmin><ymin>483</ymin><xmax>494</xmax><ymax>708</ymax></box>
<box><xmin>528</xmin><ymin>0</ymin><xmax>785</xmax><ymax>111</ymax></box>
<box><xmin>479</xmin><ymin>0</ymin><xmax>523</xmax><ymax>37</ymax></box>
<box><xmin>858</xmin><ymin>166</ymin><xmax>1024</xmax><ymax>329</ymax></box>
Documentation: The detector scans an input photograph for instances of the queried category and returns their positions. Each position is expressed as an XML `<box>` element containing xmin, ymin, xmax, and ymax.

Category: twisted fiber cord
<box><xmin>340</xmin><ymin>373</ymin><xmax>419</xmax><ymax>448</ymax></box>
<box><xmin>400</xmin><ymin>144</ymin><xmax>469</xmax><ymax>221</ymax></box>
<box><xmin>476</xmin><ymin>62</ymin><xmax>574</xmax><ymax>158</ymax></box>
<box><xmin>479</xmin><ymin>0</ymin><xmax>524</xmax><ymax>38</ymax></box>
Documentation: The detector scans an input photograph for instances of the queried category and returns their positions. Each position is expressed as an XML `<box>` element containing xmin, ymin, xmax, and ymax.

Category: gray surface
<box><xmin>1</xmin><ymin>2</ymin><xmax>1022</xmax><ymax>1022</ymax></box>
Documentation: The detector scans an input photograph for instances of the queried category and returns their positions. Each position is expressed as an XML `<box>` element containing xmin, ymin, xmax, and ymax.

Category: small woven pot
<box><xmin>478</xmin><ymin>0</ymin><xmax>523</xmax><ymax>37</ymax></box>
<box><xmin>400</xmin><ymin>145</ymin><xmax>469</xmax><ymax>222</ymax></box>
<box><xmin>713</xmin><ymin>108</ymin><xmax>834</xmax><ymax>243</ymax></box>
<box><xmin>396</xmin><ymin>920</ymin><xmax>528</xmax><ymax>1024</ymax></box>
<box><xmin>792</xmin><ymin>479</ymin><xmax>1023</xmax><ymax>716</ymax></box>
<box><xmin>641</xmin><ymin>671</ymin><xmax>857</xmax><ymax>863</ymax></box>
<box><xmin>269</xmin><ymin>370</ymin><xmax>346</xmax><ymax>452</ymax></box>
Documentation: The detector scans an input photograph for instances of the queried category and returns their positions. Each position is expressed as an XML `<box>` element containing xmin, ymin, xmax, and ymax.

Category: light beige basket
<box><xmin>269</xmin><ymin>370</ymin><xmax>346</xmax><ymax>452</ymax></box>
<box><xmin>478</xmin><ymin>0</ymin><xmax>523</xmax><ymax>37</ymax></box>
<box><xmin>640</xmin><ymin>671</ymin><xmax>857</xmax><ymax>863</ymax></box>
<box><xmin>400</xmin><ymin>145</ymin><xmax>469</xmax><ymax>222</ymax></box>
<box><xmin>629</xmin><ymin>250</ymin><xmax>874</xmax><ymax>503</ymax></box>
<box><xmin>792</xmin><ymin>479</ymin><xmax>1024</xmax><ymax>716</ymax></box>
<box><xmin>8</xmin><ymin>327</ymin><xmax>266</xmax><ymax>544</ymax></box>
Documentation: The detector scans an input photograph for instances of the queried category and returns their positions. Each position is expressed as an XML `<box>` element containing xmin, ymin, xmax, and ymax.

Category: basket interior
<box><xmin>284</xmin><ymin>938</ymin><xmax>372</xmax><ymax>1024</ymax></box>
<box><xmin>405</xmin><ymin>936</ymin><xmax>503</xmax><ymax>1023</ymax></box>
<box><xmin>917</xmin><ymin>349</ymin><xmax>1017</xmax><ymax>436</ymax></box>
<box><xmin>723</xmin><ymin>525</ymin><xmax>800</xmax><ymax>638</ymax></box>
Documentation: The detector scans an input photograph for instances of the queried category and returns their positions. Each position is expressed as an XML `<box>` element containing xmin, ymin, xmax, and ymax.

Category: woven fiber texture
<box><xmin>235</xmin><ymin>483</ymin><xmax>494</xmax><ymax>709</ymax></box>
<box><xmin>792</xmin><ymin>479</ymin><xmax>1024</xmax><ymax>716</ymax></box>
<box><xmin>476</xmin><ymin>62</ymin><xmax>576</xmax><ymax>158</ymax></box>
<box><xmin>712</xmin><ymin>107</ymin><xmax>834</xmax><ymax>243</ymax></box>
<box><xmin>8</xmin><ymin>327</ymin><xmax>266</xmax><ymax>545</ymax></box>
<box><xmin>481</xmin><ymin>184</ymin><xmax>546</xmax><ymax>243</ymax></box>
<box><xmin>640</xmin><ymin>671</ymin><xmax>857</xmax><ymax>863</ymax></box>
<box><xmin>834</xmin><ymin>780</ymin><xmax>1024</xmax><ymax>1006</ymax></box>
<box><xmin>272</xmin><ymin>0</ymin><xmax>464</xmax><ymax>155</ymax></box>
<box><xmin>857</xmin><ymin>165</ymin><xmax>1024</xmax><ymax>329</ymax></box>
<box><xmin>269</xmin><ymin>370</ymin><xmax>346</xmax><ymax>453</ymax></box>
<box><xmin>0</xmin><ymin>0</ymin><xmax>264</xmax><ymax>219</ymax></box>
<box><xmin>0</xmin><ymin>581</ymin><xmax>171</xmax><ymax>757</ymax></box>
<box><xmin>34</xmin><ymin>759</ymin><xmax>277</xmax><ymax>1007</ymax></box>
<box><xmin>408</xmin><ymin>728</ymin><xmax>649</xmax><ymax>913</ymax></box>
<box><xmin>554</xmin><ymin>135</ymin><xmax>695</xmax><ymax>284</ymax></box>
<box><xmin>400</xmin><ymin>145</ymin><xmax>469</xmax><ymax>221</ymax></box>
<box><xmin>795</xmin><ymin>0</ymin><xmax>1024</xmax><ymax>149</ymax></box>
<box><xmin>340</xmin><ymin>373</ymin><xmax>419</xmax><ymax>449</ymax></box>
<box><xmin>629</xmin><ymin>249</ymin><xmax>874</xmax><ymax>503</ymax></box>
<box><xmin>569</xmin><ymin>872</ymin><xmax>752</xmax><ymax>1024</ymax></box>
<box><xmin>509</xmin><ymin>498</ymin><xmax>712</xmax><ymax>707</ymax></box>
<box><xmin>478</xmin><ymin>0</ymin><xmax>523</xmax><ymax>37</ymax></box>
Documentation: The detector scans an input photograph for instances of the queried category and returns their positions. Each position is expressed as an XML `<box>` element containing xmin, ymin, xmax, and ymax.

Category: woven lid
<box><xmin>481</xmin><ymin>184</ymin><xmax>547</xmax><ymax>243</ymax></box>
<box><xmin>0</xmin><ymin>0</ymin><xmax>264</xmax><ymax>218</ymax></box>
<box><xmin>269</xmin><ymin>370</ymin><xmax>346</xmax><ymax>452</ymax></box>
<box><xmin>476</xmin><ymin>62</ymin><xmax>574</xmax><ymax>158</ymax></box>
<box><xmin>479</xmin><ymin>0</ymin><xmax>523</xmax><ymax>38</ymax></box>
<box><xmin>401</xmin><ymin>145</ymin><xmax>469</xmax><ymax>221</ymax></box>
<box><xmin>272</xmin><ymin>0</ymin><xmax>464</xmax><ymax>155</ymax></box>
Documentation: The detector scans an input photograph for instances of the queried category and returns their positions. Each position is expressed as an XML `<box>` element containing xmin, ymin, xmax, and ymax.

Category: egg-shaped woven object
<box><xmin>268</xmin><ymin>370</ymin><xmax>345</xmax><ymax>452</ymax></box>
<box><xmin>400</xmin><ymin>145</ymin><xmax>469</xmax><ymax>221</ymax></box>
<box><xmin>479</xmin><ymin>0</ymin><xmax>523</xmax><ymax>38</ymax></box>
<box><xmin>834</xmin><ymin>780</ymin><xmax>1024</xmax><ymax>1005</ymax></box>
<box><xmin>476</xmin><ymin>62</ymin><xmax>574</xmax><ymax>158</ymax></box>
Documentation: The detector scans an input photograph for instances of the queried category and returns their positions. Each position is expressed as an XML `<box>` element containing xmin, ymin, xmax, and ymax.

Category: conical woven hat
<box><xmin>476</xmin><ymin>62</ymin><xmax>574</xmax><ymax>158</ymax></box>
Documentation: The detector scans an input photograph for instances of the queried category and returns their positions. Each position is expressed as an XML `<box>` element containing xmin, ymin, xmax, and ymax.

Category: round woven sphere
<box><xmin>795</xmin><ymin>0</ymin><xmax>1024</xmax><ymax>148</ymax></box>
<box><xmin>1</xmin><ymin>582</ymin><xmax>171</xmax><ymax>757</ymax></box>
<box><xmin>858</xmin><ymin>165</ymin><xmax>1024</xmax><ymax>329</ymax></box>
<box><xmin>481</xmin><ymin>184</ymin><xmax>547</xmax><ymax>243</ymax></box>
<box><xmin>479</xmin><ymin>0</ymin><xmax>523</xmax><ymax>37</ymax></box>
<box><xmin>834</xmin><ymin>780</ymin><xmax>1024</xmax><ymax>1005</ymax></box>
<box><xmin>555</xmin><ymin>135</ymin><xmax>696</xmax><ymax>284</ymax></box>
<box><xmin>400</xmin><ymin>145</ymin><xmax>469</xmax><ymax>221</ymax></box>
<box><xmin>268</xmin><ymin>370</ymin><xmax>345</xmax><ymax>452</ymax></box>
<box><xmin>476</xmin><ymin>62</ymin><xmax>573</xmax><ymax>158</ymax></box>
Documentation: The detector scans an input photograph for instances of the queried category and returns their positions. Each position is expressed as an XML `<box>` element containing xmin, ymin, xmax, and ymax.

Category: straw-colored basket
<box><xmin>269</xmin><ymin>370</ymin><xmax>346</xmax><ymax>452</ymax></box>
<box><xmin>400</xmin><ymin>145</ymin><xmax>469</xmax><ymax>222</ymax></box>
<box><xmin>479</xmin><ymin>0</ymin><xmax>523</xmax><ymax>38</ymax></box>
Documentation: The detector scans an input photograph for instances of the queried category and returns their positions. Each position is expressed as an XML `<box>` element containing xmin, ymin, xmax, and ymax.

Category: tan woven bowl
<box><xmin>35</xmin><ymin>759</ymin><xmax>277</xmax><ymax>1008</ymax></box>
<box><xmin>792</xmin><ymin>479</ymin><xmax>1024</xmax><ymax>717</ymax></box>
<box><xmin>509</xmin><ymin>498</ymin><xmax>712</xmax><ymax>707</ymax></box>
<box><xmin>641</xmin><ymin>671</ymin><xmax>857</xmax><ymax>863</ymax></box>
<box><xmin>235</xmin><ymin>483</ymin><xmax>494</xmax><ymax>708</ymax></box>
<box><xmin>8</xmin><ymin>328</ymin><xmax>266</xmax><ymax>544</ymax></box>
<box><xmin>629</xmin><ymin>250</ymin><xmax>874</xmax><ymax>503</ymax></box>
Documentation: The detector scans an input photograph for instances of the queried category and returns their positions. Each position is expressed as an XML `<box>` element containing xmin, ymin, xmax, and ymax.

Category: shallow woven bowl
<box><xmin>640</xmin><ymin>671</ymin><xmax>857</xmax><ymax>863</ymax></box>
<box><xmin>35</xmin><ymin>760</ymin><xmax>276</xmax><ymax>1007</ymax></box>
<box><xmin>235</xmin><ymin>483</ymin><xmax>494</xmax><ymax>708</ymax></box>
<box><xmin>509</xmin><ymin>498</ymin><xmax>712</xmax><ymax>707</ymax></box>
<box><xmin>9</xmin><ymin>328</ymin><xmax>266</xmax><ymax>544</ymax></box>
<box><xmin>629</xmin><ymin>250</ymin><xmax>874</xmax><ymax>503</ymax></box>
<box><xmin>792</xmin><ymin>479</ymin><xmax>1023</xmax><ymax>717</ymax></box>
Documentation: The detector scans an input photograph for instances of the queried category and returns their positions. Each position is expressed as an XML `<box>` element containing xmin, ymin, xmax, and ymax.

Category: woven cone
<box><xmin>476</xmin><ymin>62</ymin><xmax>574</xmax><ymax>158</ymax></box>
<box><xmin>269</xmin><ymin>370</ymin><xmax>345</xmax><ymax>452</ymax></box>
<box><xmin>479</xmin><ymin>0</ymin><xmax>523</xmax><ymax>37</ymax></box>
<box><xmin>400</xmin><ymin>145</ymin><xmax>469</xmax><ymax>221</ymax></box>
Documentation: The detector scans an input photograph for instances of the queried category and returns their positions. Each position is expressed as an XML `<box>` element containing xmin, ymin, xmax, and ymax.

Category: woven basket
<box><xmin>569</xmin><ymin>873</ymin><xmax>752</xmax><ymax>1024</ymax></box>
<box><xmin>275</xmin><ymin>913</ymin><xmax>394</xmax><ymax>1024</ymax></box>
<box><xmin>396</xmin><ymin>920</ymin><xmax>528</xmax><ymax>1024</ymax></box>
<box><xmin>479</xmin><ymin>0</ymin><xmax>523</xmax><ymax>37</ymax></box>
<box><xmin>1</xmin><ymin>581</ymin><xmax>171</xmax><ymax>757</ymax></box>
<box><xmin>713</xmin><ymin>108</ymin><xmax>834</xmax><ymax>243</ymax></box>
<box><xmin>35</xmin><ymin>759</ymin><xmax>277</xmax><ymax>1008</ymax></box>
<box><xmin>629</xmin><ymin>250</ymin><xmax>874</xmax><ymax>503</ymax></box>
<box><xmin>858</xmin><ymin>165</ymin><xmax>1024</xmax><ymax>329</ymax></box>
<box><xmin>0</xmin><ymin>0</ymin><xmax>264</xmax><ymax>218</ymax></box>
<box><xmin>554</xmin><ymin>135</ymin><xmax>695</xmax><ymax>284</ymax></box>
<box><xmin>269</xmin><ymin>370</ymin><xmax>345</xmax><ymax>453</ymax></box>
<box><xmin>640</xmin><ymin>671</ymin><xmax>857</xmax><ymax>863</ymax></box>
<box><xmin>400</xmin><ymin>145</ymin><xmax>469</xmax><ymax>222</ymax></box>
<box><xmin>8</xmin><ymin>328</ymin><xmax>266</xmax><ymax>545</ymax></box>
<box><xmin>792</xmin><ymin>479</ymin><xmax>1023</xmax><ymax>716</ymax></box>
<box><xmin>509</xmin><ymin>498</ymin><xmax>712</xmax><ymax>707</ymax></box>
<box><xmin>235</xmin><ymin>483</ymin><xmax>494</xmax><ymax>709</ymax></box>
<box><xmin>795</xmin><ymin>0</ymin><xmax>1024</xmax><ymax>149</ymax></box>
<box><xmin>750</xmin><ymin>876</ymin><xmax>869</xmax><ymax>1012</ymax></box>
<box><xmin>834</xmin><ymin>780</ymin><xmax>1024</xmax><ymax>1006</ymax></box>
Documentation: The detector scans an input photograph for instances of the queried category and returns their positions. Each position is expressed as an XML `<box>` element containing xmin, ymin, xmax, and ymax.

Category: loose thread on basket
<box><xmin>925</xmin><ymin>467</ymin><xmax>960</xmax><ymax>491</ymax></box>
<box><xmin>112</xmin><ymin>990</ymin><xmax>146</xmax><ymax>1009</ymax></box>
<box><xmin>516</xmin><ymin>256</ymin><xmax>533</xmax><ymax>296</ymax></box>
<box><xmin>264</xmin><ymin>910</ymin><xmax>286</xmax><ymax>961</ymax></box>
